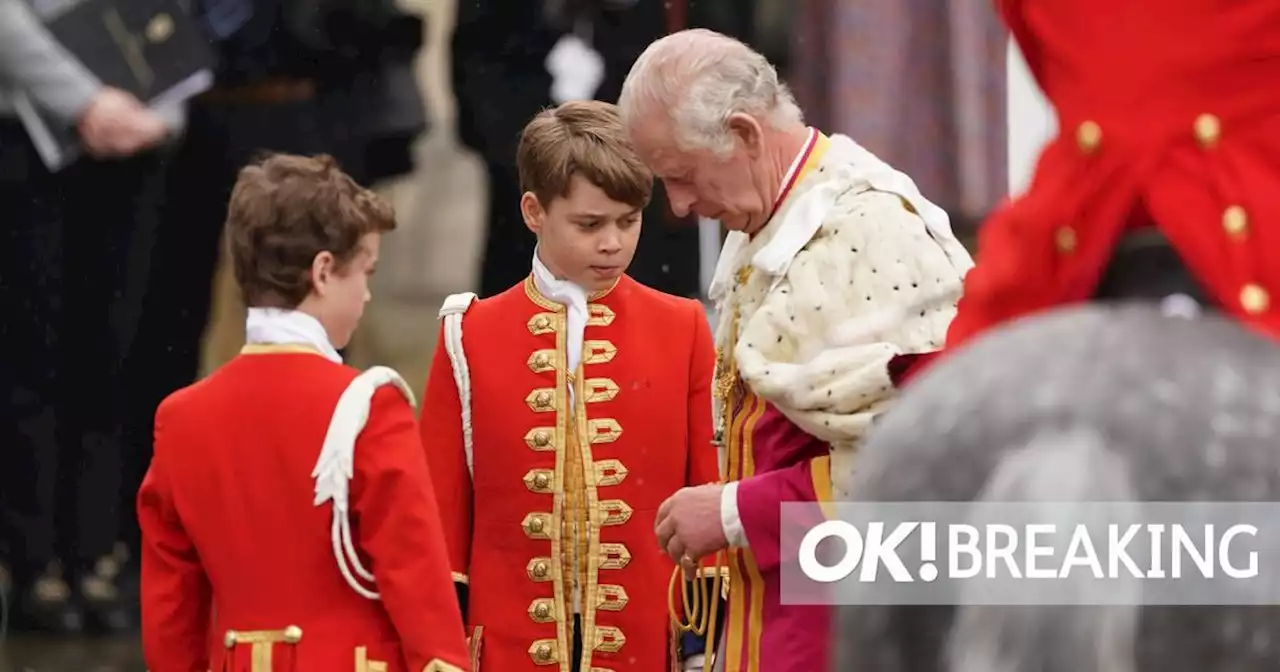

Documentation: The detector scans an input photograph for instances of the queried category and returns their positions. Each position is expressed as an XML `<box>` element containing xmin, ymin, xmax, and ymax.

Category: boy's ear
<box><xmin>310</xmin><ymin>250</ymin><xmax>336</xmax><ymax>296</ymax></box>
<box><xmin>520</xmin><ymin>192</ymin><xmax>545</xmax><ymax>234</ymax></box>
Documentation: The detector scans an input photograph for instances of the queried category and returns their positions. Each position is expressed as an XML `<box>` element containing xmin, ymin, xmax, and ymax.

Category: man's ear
<box><xmin>310</xmin><ymin>250</ymin><xmax>336</xmax><ymax>296</ymax></box>
<box><xmin>520</xmin><ymin>192</ymin><xmax>545</xmax><ymax>234</ymax></box>
<box><xmin>727</xmin><ymin>112</ymin><xmax>765</xmax><ymax>158</ymax></box>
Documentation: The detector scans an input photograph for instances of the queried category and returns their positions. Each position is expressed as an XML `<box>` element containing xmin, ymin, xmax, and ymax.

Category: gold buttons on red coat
<box><xmin>1054</xmin><ymin>226</ymin><xmax>1078</xmax><ymax>253</ymax></box>
<box><xmin>529</xmin><ymin>640</ymin><xmax>557</xmax><ymax>664</ymax></box>
<box><xmin>1075</xmin><ymin>121</ymin><xmax>1102</xmax><ymax>154</ymax></box>
<box><xmin>1240</xmin><ymin>284</ymin><xmax>1270</xmax><ymax>315</ymax></box>
<box><xmin>528</xmin><ymin>558</ymin><xmax>551</xmax><ymax>580</ymax></box>
<box><xmin>528</xmin><ymin>599</ymin><xmax>554</xmax><ymax>623</ymax></box>
<box><xmin>1194</xmin><ymin>113</ymin><xmax>1221</xmax><ymax>148</ymax></box>
<box><xmin>1222</xmin><ymin>205</ymin><xmax>1248</xmax><ymax>239</ymax></box>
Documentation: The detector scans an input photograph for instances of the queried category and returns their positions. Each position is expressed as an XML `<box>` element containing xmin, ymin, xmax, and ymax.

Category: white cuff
<box><xmin>720</xmin><ymin>481</ymin><xmax>748</xmax><ymax>548</ymax></box>
<box><xmin>683</xmin><ymin>653</ymin><xmax>706</xmax><ymax>671</ymax></box>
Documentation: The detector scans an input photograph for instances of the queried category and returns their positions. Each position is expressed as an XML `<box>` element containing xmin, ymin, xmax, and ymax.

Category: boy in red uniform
<box><xmin>137</xmin><ymin>154</ymin><xmax>470</xmax><ymax>672</ymax></box>
<box><xmin>419</xmin><ymin>101</ymin><xmax>721</xmax><ymax>672</ymax></box>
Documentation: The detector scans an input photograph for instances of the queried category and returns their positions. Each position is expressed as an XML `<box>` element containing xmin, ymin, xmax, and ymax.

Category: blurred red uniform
<box><xmin>903</xmin><ymin>0</ymin><xmax>1280</xmax><ymax>383</ymax></box>
<box><xmin>137</xmin><ymin>342</ymin><xmax>470</xmax><ymax>672</ymax></box>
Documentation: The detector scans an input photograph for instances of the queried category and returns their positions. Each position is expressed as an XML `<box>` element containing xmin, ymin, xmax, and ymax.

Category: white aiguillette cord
<box><xmin>312</xmin><ymin>367</ymin><xmax>417</xmax><ymax>600</ymax></box>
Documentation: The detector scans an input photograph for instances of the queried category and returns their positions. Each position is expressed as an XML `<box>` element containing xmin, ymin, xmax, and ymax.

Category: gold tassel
<box><xmin>668</xmin><ymin>553</ymin><xmax>725</xmax><ymax>670</ymax></box>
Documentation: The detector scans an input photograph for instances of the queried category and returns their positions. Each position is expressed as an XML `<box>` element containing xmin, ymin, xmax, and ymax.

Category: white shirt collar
<box><xmin>530</xmin><ymin>248</ymin><xmax>589</xmax><ymax>374</ymax></box>
<box><xmin>244</xmin><ymin>307</ymin><xmax>343</xmax><ymax>363</ymax></box>
<box><xmin>776</xmin><ymin>127</ymin><xmax>818</xmax><ymax>204</ymax></box>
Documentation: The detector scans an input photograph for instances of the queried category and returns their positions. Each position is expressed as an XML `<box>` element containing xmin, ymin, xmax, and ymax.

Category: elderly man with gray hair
<box><xmin>630</xmin><ymin>29</ymin><xmax>974</xmax><ymax>671</ymax></box>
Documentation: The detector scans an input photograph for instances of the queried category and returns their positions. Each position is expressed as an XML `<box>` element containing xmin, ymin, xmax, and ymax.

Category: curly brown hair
<box><xmin>517</xmin><ymin>100</ymin><xmax>653</xmax><ymax>209</ymax></box>
<box><xmin>226</xmin><ymin>153</ymin><xmax>396</xmax><ymax>308</ymax></box>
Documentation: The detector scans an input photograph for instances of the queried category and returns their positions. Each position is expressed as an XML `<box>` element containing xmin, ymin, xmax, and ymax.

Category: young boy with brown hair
<box><xmin>419</xmin><ymin>100</ymin><xmax>721</xmax><ymax>672</ymax></box>
<box><xmin>137</xmin><ymin>153</ymin><xmax>471</xmax><ymax>672</ymax></box>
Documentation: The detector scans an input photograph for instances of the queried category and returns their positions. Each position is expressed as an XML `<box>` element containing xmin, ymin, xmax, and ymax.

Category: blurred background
<box><xmin>0</xmin><ymin>0</ymin><xmax>1021</xmax><ymax>668</ymax></box>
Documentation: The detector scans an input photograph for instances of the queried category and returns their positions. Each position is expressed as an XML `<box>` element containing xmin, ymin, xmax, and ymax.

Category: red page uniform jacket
<box><xmin>137</xmin><ymin>334</ymin><xmax>470</xmax><ymax>672</ymax></box>
<box><xmin>420</xmin><ymin>272</ymin><xmax>720</xmax><ymax>672</ymax></box>
<box><xmin>946</xmin><ymin>0</ymin><xmax>1280</xmax><ymax>350</ymax></box>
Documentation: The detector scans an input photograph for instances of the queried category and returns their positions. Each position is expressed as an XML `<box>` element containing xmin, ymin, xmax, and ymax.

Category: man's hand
<box><xmin>655</xmin><ymin>483</ymin><xmax>728</xmax><ymax>575</ymax></box>
<box><xmin>77</xmin><ymin>87</ymin><xmax>168</xmax><ymax>158</ymax></box>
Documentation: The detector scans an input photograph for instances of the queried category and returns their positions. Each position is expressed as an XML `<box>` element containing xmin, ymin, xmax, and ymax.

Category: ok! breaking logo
<box><xmin>779</xmin><ymin>503</ymin><xmax>1279</xmax><ymax>606</ymax></box>
<box><xmin>798</xmin><ymin>519</ymin><xmax>1259</xmax><ymax>583</ymax></box>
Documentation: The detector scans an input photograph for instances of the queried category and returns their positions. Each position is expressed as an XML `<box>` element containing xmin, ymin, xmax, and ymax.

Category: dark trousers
<box><xmin>0</xmin><ymin>121</ymin><xmax>164</xmax><ymax>579</ymax></box>
<box><xmin>0</xmin><ymin>122</ymin><xmax>65</xmax><ymax>581</ymax></box>
<box><xmin>120</xmin><ymin>91</ymin><xmax>349</xmax><ymax>550</ymax></box>
<box><xmin>57</xmin><ymin>149</ymin><xmax>168</xmax><ymax>574</ymax></box>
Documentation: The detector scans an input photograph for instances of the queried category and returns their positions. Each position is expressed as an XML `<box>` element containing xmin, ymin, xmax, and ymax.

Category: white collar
<box><xmin>244</xmin><ymin>307</ymin><xmax>343</xmax><ymax>363</ymax></box>
<box><xmin>776</xmin><ymin>127</ymin><xmax>818</xmax><ymax>204</ymax></box>
<box><xmin>530</xmin><ymin>248</ymin><xmax>589</xmax><ymax>373</ymax></box>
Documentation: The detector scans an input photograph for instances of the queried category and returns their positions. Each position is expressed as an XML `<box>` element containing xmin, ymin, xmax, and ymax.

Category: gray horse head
<box><xmin>834</xmin><ymin>302</ymin><xmax>1280</xmax><ymax>672</ymax></box>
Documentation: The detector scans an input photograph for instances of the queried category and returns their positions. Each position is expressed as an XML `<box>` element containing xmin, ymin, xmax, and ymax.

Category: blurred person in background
<box><xmin>118</xmin><ymin>0</ymin><xmax>428</xmax><ymax>594</ymax></box>
<box><xmin>0</xmin><ymin>0</ymin><xmax>176</xmax><ymax>636</ymax></box>
<box><xmin>454</xmin><ymin>0</ymin><xmax>768</xmax><ymax>302</ymax></box>
<box><xmin>789</xmin><ymin>0</ymin><xmax>1007</xmax><ymax>235</ymax></box>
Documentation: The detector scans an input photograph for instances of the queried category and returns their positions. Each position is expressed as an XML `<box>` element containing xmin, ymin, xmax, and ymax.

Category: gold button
<box><xmin>283</xmin><ymin>625</ymin><xmax>303</xmax><ymax>644</ymax></box>
<box><xmin>534</xmin><ymin>316</ymin><xmax>550</xmax><ymax>330</ymax></box>
<box><xmin>534</xmin><ymin>431</ymin><xmax>550</xmax><ymax>447</ymax></box>
<box><xmin>529</xmin><ymin>517</ymin><xmax>545</xmax><ymax>533</ymax></box>
<box><xmin>1075</xmin><ymin>121</ymin><xmax>1102</xmax><ymax>154</ymax></box>
<box><xmin>532</xmin><ymin>561</ymin><xmax>548</xmax><ymax>578</ymax></box>
<box><xmin>1055</xmin><ymin>226</ymin><xmax>1077</xmax><ymax>253</ymax></box>
<box><xmin>535</xmin><ymin>391</ymin><xmax>551</xmax><ymax>407</ymax></box>
<box><xmin>533</xmin><ymin>473</ymin><xmax>550</xmax><ymax>489</ymax></box>
<box><xmin>1223</xmin><ymin>205</ymin><xmax>1248</xmax><ymax>238</ymax></box>
<box><xmin>1241</xmin><ymin>284</ymin><xmax>1269</xmax><ymax>315</ymax></box>
<box><xmin>534</xmin><ymin>353</ymin><xmax>549</xmax><ymax>368</ymax></box>
<box><xmin>1194</xmin><ymin>113</ymin><xmax>1220</xmax><ymax>147</ymax></box>
<box><xmin>224</xmin><ymin>630</ymin><xmax>238</xmax><ymax>649</ymax></box>
<box><xmin>534</xmin><ymin>602</ymin><xmax>551</xmax><ymax>619</ymax></box>
<box><xmin>146</xmin><ymin>13</ymin><xmax>175</xmax><ymax>43</ymax></box>
<box><xmin>535</xmin><ymin>644</ymin><xmax>553</xmax><ymax>661</ymax></box>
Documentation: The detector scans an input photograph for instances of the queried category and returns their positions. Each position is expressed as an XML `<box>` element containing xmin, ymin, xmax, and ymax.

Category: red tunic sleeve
<box><xmin>351</xmin><ymin>386</ymin><xmax>471</xmax><ymax>672</ymax></box>
<box><xmin>138</xmin><ymin>396</ymin><xmax>214</xmax><ymax>672</ymax></box>
<box><xmin>419</xmin><ymin>323</ymin><xmax>474</xmax><ymax>586</ymax></box>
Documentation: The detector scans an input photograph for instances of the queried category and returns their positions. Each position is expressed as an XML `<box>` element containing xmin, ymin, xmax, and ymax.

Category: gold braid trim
<box><xmin>422</xmin><ymin>659</ymin><xmax>467</xmax><ymax>672</ymax></box>
<box><xmin>668</xmin><ymin>552</ymin><xmax>725</xmax><ymax>670</ymax></box>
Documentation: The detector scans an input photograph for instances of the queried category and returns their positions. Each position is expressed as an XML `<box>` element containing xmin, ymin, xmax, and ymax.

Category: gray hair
<box><xmin>618</xmin><ymin>29</ymin><xmax>804</xmax><ymax>156</ymax></box>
